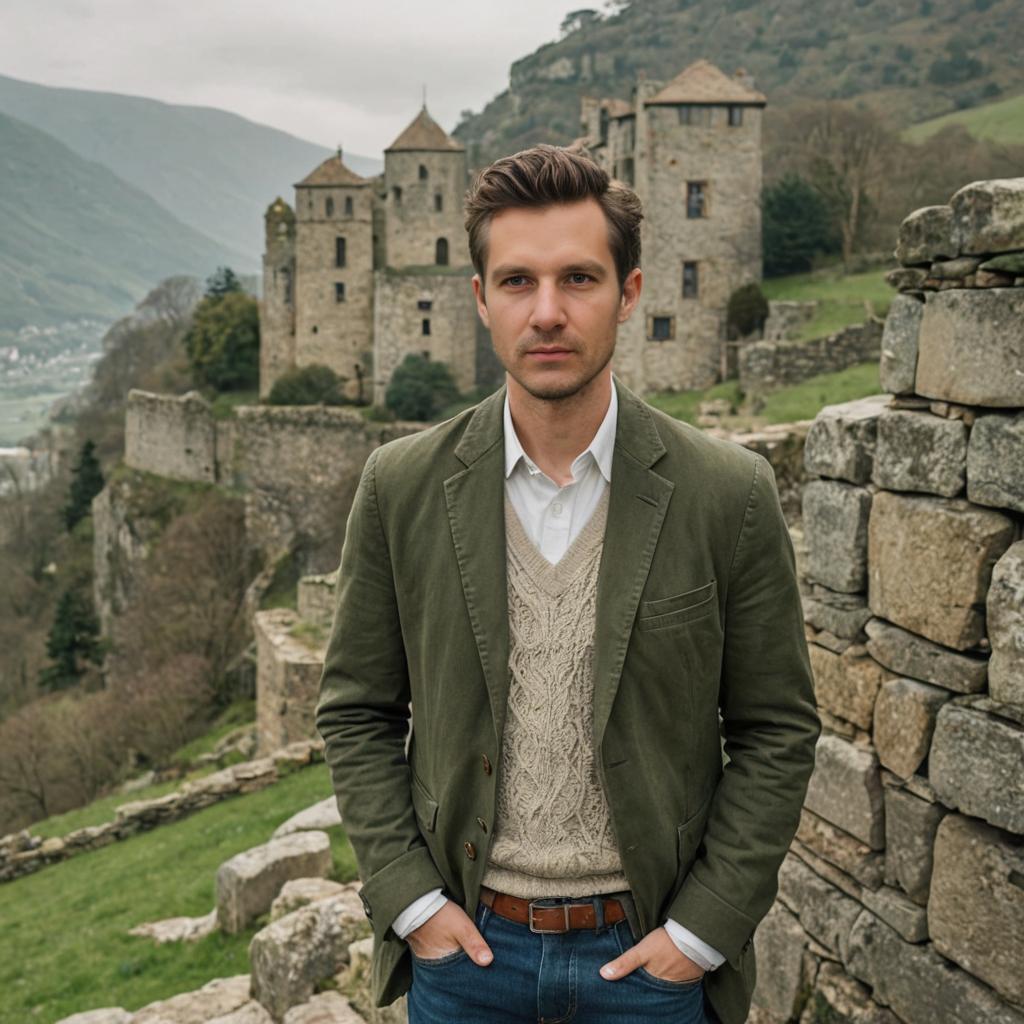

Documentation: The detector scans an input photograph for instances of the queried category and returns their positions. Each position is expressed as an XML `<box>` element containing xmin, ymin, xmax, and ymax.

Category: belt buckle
<box><xmin>528</xmin><ymin>899</ymin><xmax>571</xmax><ymax>934</ymax></box>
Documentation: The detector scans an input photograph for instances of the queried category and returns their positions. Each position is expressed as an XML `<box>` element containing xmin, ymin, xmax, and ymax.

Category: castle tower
<box><xmin>260</xmin><ymin>197</ymin><xmax>296</xmax><ymax>398</ymax></box>
<box><xmin>586</xmin><ymin>60</ymin><xmax>765</xmax><ymax>393</ymax></box>
<box><xmin>382</xmin><ymin>107</ymin><xmax>469</xmax><ymax>270</ymax></box>
<box><xmin>292</xmin><ymin>151</ymin><xmax>374</xmax><ymax>399</ymax></box>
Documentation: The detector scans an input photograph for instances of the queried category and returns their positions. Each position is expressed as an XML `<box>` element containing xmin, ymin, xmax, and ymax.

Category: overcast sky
<box><xmin>0</xmin><ymin>0</ymin><xmax>589</xmax><ymax>157</ymax></box>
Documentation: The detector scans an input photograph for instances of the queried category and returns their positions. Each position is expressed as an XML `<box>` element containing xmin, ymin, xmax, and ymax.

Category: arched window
<box><xmin>435</xmin><ymin>237</ymin><xmax>449</xmax><ymax>266</ymax></box>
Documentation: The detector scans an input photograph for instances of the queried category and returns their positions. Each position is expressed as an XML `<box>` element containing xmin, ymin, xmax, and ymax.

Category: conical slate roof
<box><xmin>647</xmin><ymin>59</ymin><xmax>766</xmax><ymax>106</ymax></box>
<box><xmin>386</xmin><ymin>106</ymin><xmax>464</xmax><ymax>153</ymax></box>
<box><xmin>295</xmin><ymin>153</ymin><xmax>368</xmax><ymax>188</ymax></box>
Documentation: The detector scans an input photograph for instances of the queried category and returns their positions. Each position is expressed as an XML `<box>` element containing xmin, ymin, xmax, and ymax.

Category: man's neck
<box><xmin>507</xmin><ymin>370</ymin><xmax>612</xmax><ymax>486</ymax></box>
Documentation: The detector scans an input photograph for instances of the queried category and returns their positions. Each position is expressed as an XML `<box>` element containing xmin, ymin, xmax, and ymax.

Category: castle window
<box><xmin>687</xmin><ymin>182</ymin><xmax>707</xmax><ymax>219</ymax></box>
<box><xmin>418</xmin><ymin>299</ymin><xmax>432</xmax><ymax>311</ymax></box>
<box><xmin>682</xmin><ymin>261</ymin><xmax>699</xmax><ymax>299</ymax></box>
<box><xmin>335</xmin><ymin>236</ymin><xmax>347</xmax><ymax>267</ymax></box>
<box><xmin>325</xmin><ymin>196</ymin><xmax>335</xmax><ymax>217</ymax></box>
<box><xmin>649</xmin><ymin>316</ymin><xmax>675</xmax><ymax>341</ymax></box>
<box><xmin>434</xmin><ymin>193</ymin><xmax>443</xmax><ymax>212</ymax></box>
<box><xmin>728</xmin><ymin>106</ymin><xmax>744</xmax><ymax>127</ymax></box>
<box><xmin>345</xmin><ymin>196</ymin><xmax>353</xmax><ymax>216</ymax></box>
<box><xmin>422</xmin><ymin>318</ymin><xmax>431</xmax><ymax>336</ymax></box>
<box><xmin>282</xmin><ymin>267</ymin><xmax>292</xmax><ymax>305</ymax></box>
<box><xmin>678</xmin><ymin>106</ymin><xmax>712</xmax><ymax>127</ymax></box>
<box><xmin>419</xmin><ymin>164</ymin><xmax>428</xmax><ymax>180</ymax></box>
<box><xmin>393</xmin><ymin>186</ymin><xmax>402</xmax><ymax>206</ymax></box>
<box><xmin>335</xmin><ymin>282</ymin><xmax>346</xmax><ymax>303</ymax></box>
<box><xmin>312</xmin><ymin>325</ymin><xmax>319</xmax><ymax>334</ymax></box>
<box><xmin>435</xmin><ymin>238</ymin><xmax>449</xmax><ymax>266</ymax></box>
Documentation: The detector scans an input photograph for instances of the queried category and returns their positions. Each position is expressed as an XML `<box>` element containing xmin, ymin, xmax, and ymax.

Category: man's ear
<box><xmin>472</xmin><ymin>274</ymin><xmax>490</xmax><ymax>328</ymax></box>
<box><xmin>617</xmin><ymin>267</ymin><xmax>643</xmax><ymax>323</ymax></box>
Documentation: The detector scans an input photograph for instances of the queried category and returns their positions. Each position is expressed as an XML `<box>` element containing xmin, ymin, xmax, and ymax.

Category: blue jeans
<box><xmin>407</xmin><ymin>897</ymin><xmax>716</xmax><ymax>1023</ymax></box>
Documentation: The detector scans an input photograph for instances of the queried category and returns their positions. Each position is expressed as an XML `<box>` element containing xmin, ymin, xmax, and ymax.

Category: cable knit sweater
<box><xmin>480</xmin><ymin>487</ymin><xmax>630</xmax><ymax>898</ymax></box>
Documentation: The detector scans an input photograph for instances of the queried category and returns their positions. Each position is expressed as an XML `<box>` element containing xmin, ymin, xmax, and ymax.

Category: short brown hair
<box><xmin>464</xmin><ymin>143</ymin><xmax>642</xmax><ymax>291</ymax></box>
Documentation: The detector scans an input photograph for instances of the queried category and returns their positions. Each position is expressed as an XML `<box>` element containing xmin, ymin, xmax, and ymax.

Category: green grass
<box><xmin>169</xmin><ymin>700</ymin><xmax>256</xmax><ymax>767</ymax></box>
<box><xmin>762</xmin><ymin>265</ymin><xmax>892</xmax><ymax>341</ymax></box>
<box><xmin>646</xmin><ymin>378</ymin><xmax>744</xmax><ymax>425</ymax></box>
<box><xmin>904</xmin><ymin>91</ymin><xmax>1024</xmax><ymax>147</ymax></box>
<box><xmin>0</xmin><ymin>763</ymin><xmax>355</xmax><ymax>1024</ymax></box>
<box><xmin>209</xmin><ymin>389</ymin><xmax>260</xmax><ymax>419</ymax></box>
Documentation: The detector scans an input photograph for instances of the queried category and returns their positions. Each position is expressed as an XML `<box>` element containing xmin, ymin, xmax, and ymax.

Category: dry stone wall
<box><xmin>751</xmin><ymin>178</ymin><xmax>1024</xmax><ymax>1024</ymax></box>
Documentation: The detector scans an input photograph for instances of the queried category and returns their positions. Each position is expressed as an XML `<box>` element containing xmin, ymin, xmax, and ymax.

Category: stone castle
<box><xmin>260</xmin><ymin>59</ymin><xmax>764</xmax><ymax>403</ymax></box>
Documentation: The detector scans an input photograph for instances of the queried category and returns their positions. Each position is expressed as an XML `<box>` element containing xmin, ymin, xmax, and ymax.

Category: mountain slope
<box><xmin>0</xmin><ymin>74</ymin><xmax>381</xmax><ymax>261</ymax></box>
<box><xmin>455</xmin><ymin>0</ymin><xmax>1023</xmax><ymax>163</ymax></box>
<box><xmin>0</xmin><ymin>110</ymin><xmax>248</xmax><ymax>332</ymax></box>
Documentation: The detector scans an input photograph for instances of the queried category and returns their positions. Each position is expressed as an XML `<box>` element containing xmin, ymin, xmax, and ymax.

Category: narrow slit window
<box><xmin>422</xmin><ymin>318</ymin><xmax>431</xmax><ymax>336</ymax></box>
<box><xmin>335</xmin><ymin>236</ymin><xmax>347</xmax><ymax>267</ymax></box>
<box><xmin>682</xmin><ymin>261</ymin><xmax>699</xmax><ymax>299</ymax></box>
<box><xmin>686</xmin><ymin>182</ymin><xmax>707</xmax><ymax>219</ymax></box>
<box><xmin>435</xmin><ymin>238</ymin><xmax>449</xmax><ymax>266</ymax></box>
<box><xmin>325</xmin><ymin>196</ymin><xmax>334</xmax><ymax>217</ymax></box>
<box><xmin>335</xmin><ymin>282</ymin><xmax>346</xmax><ymax>302</ymax></box>
<box><xmin>344</xmin><ymin>196</ymin><xmax>354</xmax><ymax>216</ymax></box>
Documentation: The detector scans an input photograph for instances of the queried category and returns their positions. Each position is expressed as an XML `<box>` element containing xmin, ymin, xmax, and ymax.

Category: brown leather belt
<box><xmin>479</xmin><ymin>884</ymin><xmax>627</xmax><ymax>933</ymax></box>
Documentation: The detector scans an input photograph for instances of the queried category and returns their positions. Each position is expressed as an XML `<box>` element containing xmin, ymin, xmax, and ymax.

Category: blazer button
<box><xmin>481</xmin><ymin>754</ymin><xmax>492</xmax><ymax>775</ymax></box>
<box><xmin>476</xmin><ymin>817</ymin><xmax>487</xmax><ymax>832</ymax></box>
<box><xmin>464</xmin><ymin>841</ymin><xmax>477</xmax><ymax>860</ymax></box>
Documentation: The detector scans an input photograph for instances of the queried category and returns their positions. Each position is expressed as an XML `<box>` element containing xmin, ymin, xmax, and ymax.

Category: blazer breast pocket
<box><xmin>637</xmin><ymin>579</ymin><xmax>716</xmax><ymax>631</ymax></box>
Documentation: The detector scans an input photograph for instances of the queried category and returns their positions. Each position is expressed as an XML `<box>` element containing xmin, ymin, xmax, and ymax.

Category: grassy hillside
<box><xmin>0</xmin><ymin>73</ymin><xmax>382</xmax><ymax>261</ymax></box>
<box><xmin>0</xmin><ymin>111</ymin><xmax>244</xmax><ymax>333</ymax></box>
<box><xmin>0</xmin><ymin>760</ymin><xmax>355</xmax><ymax>1023</ymax></box>
<box><xmin>905</xmin><ymin>90</ymin><xmax>1024</xmax><ymax>145</ymax></box>
<box><xmin>455</xmin><ymin>0</ymin><xmax>1022</xmax><ymax>163</ymax></box>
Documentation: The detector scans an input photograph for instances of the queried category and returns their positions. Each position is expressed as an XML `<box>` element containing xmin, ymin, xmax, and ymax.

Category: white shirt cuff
<box><xmin>663</xmin><ymin>916</ymin><xmax>727</xmax><ymax>971</ymax></box>
<box><xmin>391</xmin><ymin>888</ymin><xmax>447</xmax><ymax>938</ymax></box>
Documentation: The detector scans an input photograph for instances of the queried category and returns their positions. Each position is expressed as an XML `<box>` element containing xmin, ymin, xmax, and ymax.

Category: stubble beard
<box><xmin>506</xmin><ymin>332</ymin><xmax>616</xmax><ymax>405</ymax></box>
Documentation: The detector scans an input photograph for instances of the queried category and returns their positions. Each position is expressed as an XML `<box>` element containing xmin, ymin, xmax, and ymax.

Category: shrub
<box><xmin>266</xmin><ymin>364</ymin><xmax>350</xmax><ymax>406</ymax></box>
<box><xmin>385</xmin><ymin>354</ymin><xmax>460</xmax><ymax>420</ymax></box>
<box><xmin>183</xmin><ymin>291</ymin><xmax>260</xmax><ymax>392</ymax></box>
<box><xmin>726</xmin><ymin>283</ymin><xmax>770</xmax><ymax>340</ymax></box>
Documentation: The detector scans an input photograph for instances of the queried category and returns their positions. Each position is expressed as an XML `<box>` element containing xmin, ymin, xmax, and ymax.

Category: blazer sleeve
<box><xmin>666</xmin><ymin>452</ymin><xmax>821</xmax><ymax>967</ymax></box>
<box><xmin>314</xmin><ymin>447</ymin><xmax>447</xmax><ymax>935</ymax></box>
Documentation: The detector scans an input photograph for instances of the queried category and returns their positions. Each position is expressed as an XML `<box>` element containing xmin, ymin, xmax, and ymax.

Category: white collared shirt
<box><xmin>392</xmin><ymin>377</ymin><xmax>725</xmax><ymax>972</ymax></box>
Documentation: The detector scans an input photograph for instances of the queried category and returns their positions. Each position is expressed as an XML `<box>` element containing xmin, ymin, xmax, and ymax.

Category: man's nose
<box><xmin>528</xmin><ymin>280</ymin><xmax>567</xmax><ymax>333</ymax></box>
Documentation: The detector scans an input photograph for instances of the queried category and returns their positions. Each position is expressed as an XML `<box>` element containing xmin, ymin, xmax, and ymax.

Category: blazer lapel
<box><xmin>444</xmin><ymin>385</ymin><xmax>511</xmax><ymax>744</ymax></box>
<box><xmin>591</xmin><ymin>377</ymin><xmax>674</xmax><ymax>751</ymax></box>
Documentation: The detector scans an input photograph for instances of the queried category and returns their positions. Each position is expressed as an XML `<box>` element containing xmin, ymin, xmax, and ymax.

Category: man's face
<box><xmin>472</xmin><ymin>198</ymin><xmax>641</xmax><ymax>402</ymax></box>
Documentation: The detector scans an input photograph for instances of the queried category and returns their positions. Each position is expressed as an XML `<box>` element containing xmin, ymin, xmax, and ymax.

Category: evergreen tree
<box><xmin>39</xmin><ymin>588</ymin><xmax>101</xmax><ymax>691</ymax></box>
<box><xmin>204</xmin><ymin>266</ymin><xmax>242</xmax><ymax>299</ymax></box>
<box><xmin>763</xmin><ymin>174</ymin><xmax>841</xmax><ymax>277</ymax></box>
<box><xmin>63</xmin><ymin>439</ymin><xmax>104</xmax><ymax>531</ymax></box>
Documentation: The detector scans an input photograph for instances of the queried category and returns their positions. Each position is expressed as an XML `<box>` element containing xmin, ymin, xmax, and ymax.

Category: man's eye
<box><xmin>502</xmin><ymin>275</ymin><xmax>527</xmax><ymax>287</ymax></box>
<box><xmin>569</xmin><ymin>272</ymin><xmax>594</xmax><ymax>284</ymax></box>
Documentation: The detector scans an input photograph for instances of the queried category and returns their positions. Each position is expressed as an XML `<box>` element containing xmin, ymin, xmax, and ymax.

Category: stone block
<box><xmin>55</xmin><ymin>1013</ymin><xmax>133</xmax><ymax>1024</ymax></box>
<box><xmin>799</xmin><ymin>961</ymin><xmax>901</xmax><ymax>1024</ymax></box>
<box><xmin>803</xmin><ymin>480</ymin><xmax>872</xmax><ymax>593</ymax></box>
<box><xmin>803</xmin><ymin>584</ymin><xmax>873</xmax><ymax>640</ymax></box>
<box><xmin>864</xmin><ymin>617</ymin><xmax>988</xmax><ymax>693</ymax></box>
<box><xmin>872</xmin><ymin>678</ymin><xmax>950</xmax><ymax>779</ymax></box>
<box><xmin>750</xmin><ymin>902</ymin><xmax>809</xmax><ymax>1020</ymax></box>
<box><xmin>871</xmin><ymin>410</ymin><xmax>967</xmax><ymax>497</ymax></box>
<box><xmin>804</xmin><ymin>733</ymin><xmax>885</xmax><ymax>849</ymax></box>
<box><xmin>867</xmin><ymin>491</ymin><xmax>1015</xmax><ymax>650</ymax></box>
<box><xmin>879</xmin><ymin>295</ymin><xmax>923</xmax><ymax>395</ymax></box>
<box><xmin>249</xmin><ymin>887</ymin><xmax>370</xmax><ymax>1020</ymax></box>
<box><xmin>809</xmin><ymin>644</ymin><xmax>889</xmax><ymax>730</ymax></box>
<box><xmin>988</xmin><ymin>541</ymin><xmax>1024</xmax><ymax>704</ymax></box>
<box><xmin>272</xmin><ymin>797</ymin><xmax>342</xmax><ymax>839</ymax></box>
<box><xmin>980</xmin><ymin>252</ymin><xmax>1024</xmax><ymax>274</ymax></box>
<box><xmin>282</xmin><ymin>992</ymin><xmax>365</xmax><ymax>1024</ymax></box>
<box><xmin>804</xmin><ymin>394</ymin><xmax>889</xmax><ymax>484</ymax></box>
<box><xmin>883</xmin><ymin>785</ymin><xmax>947</xmax><ymax>905</ymax></box>
<box><xmin>777</xmin><ymin>853</ymin><xmax>862</xmax><ymax>960</ymax></box>
<box><xmin>132</xmin><ymin>976</ymin><xmax>253</xmax><ymax>1024</ymax></box>
<box><xmin>216</xmin><ymin>831</ymin><xmax>333</xmax><ymax>935</ymax></box>
<box><xmin>845</xmin><ymin>910</ymin><xmax>1024</xmax><ymax>1024</ymax></box>
<box><xmin>928</xmin><ymin>813</ymin><xmax>1024</xmax><ymax>1004</ymax></box>
<box><xmin>270</xmin><ymin>877</ymin><xmax>350</xmax><ymax>921</ymax></box>
<box><xmin>886</xmin><ymin>266</ymin><xmax>929</xmax><ymax>291</ymax></box>
<box><xmin>208</xmin><ymin>1004</ymin><xmax>275</xmax><ymax>1024</ymax></box>
<box><xmin>968</xmin><ymin>412</ymin><xmax>1024</xmax><ymax>514</ymax></box>
<box><xmin>797</xmin><ymin>808</ymin><xmax>884</xmax><ymax>889</ymax></box>
<box><xmin>894</xmin><ymin>205</ymin><xmax>956</xmax><ymax>265</ymax></box>
<box><xmin>860</xmin><ymin>884</ymin><xmax>928</xmax><ymax>943</ymax></box>
<box><xmin>930</xmin><ymin>701</ymin><xmax>1024</xmax><ymax>834</ymax></box>
<box><xmin>916</xmin><ymin>289</ymin><xmax>1024</xmax><ymax>407</ymax></box>
<box><xmin>951</xmin><ymin>177</ymin><xmax>1024</xmax><ymax>255</ymax></box>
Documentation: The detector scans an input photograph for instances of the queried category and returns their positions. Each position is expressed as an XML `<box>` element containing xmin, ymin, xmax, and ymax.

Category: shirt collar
<box><xmin>503</xmin><ymin>378</ymin><xmax>617</xmax><ymax>483</ymax></box>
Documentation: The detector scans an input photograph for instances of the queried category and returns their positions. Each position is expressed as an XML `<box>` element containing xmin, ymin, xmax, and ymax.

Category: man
<box><xmin>315</xmin><ymin>144</ymin><xmax>820</xmax><ymax>1023</ymax></box>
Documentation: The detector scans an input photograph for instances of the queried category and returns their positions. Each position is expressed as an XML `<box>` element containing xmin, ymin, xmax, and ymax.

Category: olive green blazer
<box><xmin>315</xmin><ymin>376</ymin><xmax>820</xmax><ymax>1024</ymax></box>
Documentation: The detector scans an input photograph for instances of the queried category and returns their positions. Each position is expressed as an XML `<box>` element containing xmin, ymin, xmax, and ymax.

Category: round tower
<box><xmin>260</xmin><ymin>197</ymin><xmax>296</xmax><ymax>398</ymax></box>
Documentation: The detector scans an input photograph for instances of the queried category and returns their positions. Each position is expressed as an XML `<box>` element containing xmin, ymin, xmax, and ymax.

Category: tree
<box><xmin>266</xmin><ymin>364</ymin><xmax>349</xmax><ymax>406</ymax></box>
<box><xmin>62</xmin><ymin>439</ymin><xmax>104</xmax><ymax>531</ymax></box>
<box><xmin>183</xmin><ymin>290</ymin><xmax>260</xmax><ymax>391</ymax></box>
<box><xmin>762</xmin><ymin>174</ymin><xmax>841</xmax><ymax>276</ymax></box>
<box><xmin>39</xmin><ymin>587</ymin><xmax>102</xmax><ymax>691</ymax></box>
<box><xmin>385</xmin><ymin>354</ymin><xmax>460</xmax><ymax>421</ymax></box>
<box><xmin>204</xmin><ymin>266</ymin><xmax>242</xmax><ymax>299</ymax></box>
<box><xmin>560</xmin><ymin>8</ymin><xmax>601</xmax><ymax>35</ymax></box>
<box><xmin>726</xmin><ymin>283</ymin><xmax>770</xmax><ymax>339</ymax></box>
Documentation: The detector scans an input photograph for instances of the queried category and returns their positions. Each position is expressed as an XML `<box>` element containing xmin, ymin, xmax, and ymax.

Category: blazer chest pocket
<box><xmin>411</xmin><ymin>772</ymin><xmax>439</xmax><ymax>833</ymax></box>
<box><xmin>638</xmin><ymin>579</ymin><xmax>716</xmax><ymax>631</ymax></box>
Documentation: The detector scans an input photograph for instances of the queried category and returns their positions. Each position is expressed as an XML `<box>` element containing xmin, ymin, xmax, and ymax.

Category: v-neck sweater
<box><xmin>480</xmin><ymin>486</ymin><xmax>630</xmax><ymax>898</ymax></box>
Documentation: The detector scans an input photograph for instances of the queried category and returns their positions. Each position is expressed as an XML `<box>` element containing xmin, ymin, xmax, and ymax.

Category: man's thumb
<box><xmin>462</xmin><ymin>924</ymin><xmax>493</xmax><ymax>965</ymax></box>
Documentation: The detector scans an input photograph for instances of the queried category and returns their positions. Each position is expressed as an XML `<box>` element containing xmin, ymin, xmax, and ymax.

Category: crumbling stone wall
<box><xmin>751</xmin><ymin>178</ymin><xmax>1024</xmax><ymax>1024</ymax></box>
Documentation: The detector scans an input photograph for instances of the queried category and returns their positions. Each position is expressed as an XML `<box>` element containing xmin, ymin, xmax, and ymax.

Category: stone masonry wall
<box><xmin>750</xmin><ymin>178</ymin><xmax>1024</xmax><ymax>1024</ymax></box>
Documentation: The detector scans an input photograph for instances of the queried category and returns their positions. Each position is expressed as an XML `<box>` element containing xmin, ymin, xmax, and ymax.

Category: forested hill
<box><xmin>454</xmin><ymin>0</ymin><xmax>1023</xmax><ymax>163</ymax></box>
